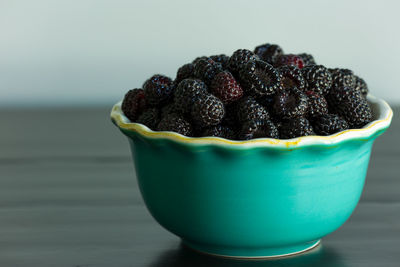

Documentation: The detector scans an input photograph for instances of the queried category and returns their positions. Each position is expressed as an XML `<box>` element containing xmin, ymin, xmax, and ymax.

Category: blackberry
<box><xmin>228</xmin><ymin>49</ymin><xmax>258</xmax><ymax>75</ymax></box>
<box><xmin>330</xmin><ymin>68</ymin><xmax>356</xmax><ymax>89</ymax></box>
<box><xmin>143</xmin><ymin>74</ymin><xmax>173</xmax><ymax>106</ymax></box>
<box><xmin>326</xmin><ymin>85</ymin><xmax>361</xmax><ymax>108</ymax></box>
<box><xmin>297</xmin><ymin>53</ymin><xmax>316</xmax><ymax>66</ymax></box>
<box><xmin>210</xmin><ymin>71</ymin><xmax>243</xmax><ymax>104</ymax></box>
<box><xmin>273</xmin><ymin>119</ymin><xmax>283</xmax><ymax>131</ymax></box>
<box><xmin>273</xmin><ymin>88</ymin><xmax>308</xmax><ymax>119</ymax></box>
<box><xmin>191</xmin><ymin>93</ymin><xmax>225</xmax><ymax>127</ymax></box>
<box><xmin>137</xmin><ymin>108</ymin><xmax>160</xmax><ymax>130</ymax></box>
<box><xmin>157</xmin><ymin>113</ymin><xmax>192</xmax><ymax>136</ymax></box>
<box><xmin>327</xmin><ymin>86</ymin><xmax>372</xmax><ymax>128</ymax></box>
<box><xmin>161</xmin><ymin>102</ymin><xmax>180</xmax><ymax>117</ymax></box>
<box><xmin>239</xmin><ymin>60</ymin><xmax>282</xmax><ymax>96</ymax></box>
<box><xmin>176</xmin><ymin>63</ymin><xmax>195</xmax><ymax>84</ymax></box>
<box><xmin>121</xmin><ymin>89</ymin><xmax>146</xmax><ymax>122</ymax></box>
<box><xmin>280</xmin><ymin>117</ymin><xmax>315</xmax><ymax>139</ymax></box>
<box><xmin>254</xmin><ymin>43</ymin><xmax>283</xmax><ymax>64</ymax></box>
<box><xmin>174</xmin><ymin>79</ymin><xmax>208</xmax><ymax>114</ymax></box>
<box><xmin>201</xmin><ymin>124</ymin><xmax>236</xmax><ymax>139</ymax></box>
<box><xmin>254</xmin><ymin>44</ymin><xmax>270</xmax><ymax>58</ymax></box>
<box><xmin>354</xmin><ymin>75</ymin><xmax>368</xmax><ymax>96</ymax></box>
<box><xmin>192</xmin><ymin>56</ymin><xmax>208</xmax><ymax>65</ymax></box>
<box><xmin>238</xmin><ymin>119</ymin><xmax>279</xmax><ymax>140</ymax></box>
<box><xmin>313</xmin><ymin>114</ymin><xmax>349</xmax><ymax>136</ymax></box>
<box><xmin>302</xmin><ymin>65</ymin><xmax>332</xmax><ymax>95</ymax></box>
<box><xmin>254</xmin><ymin>95</ymin><xmax>275</xmax><ymax>112</ymax></box>
<box><xmin>210</xmin><ymin>54</ymin><xmax>230</xmax><ymax>69</ymax></box>
<box><xmin>221</xmin><ymin>103</ymin><xmax>239</xmax><ymax>128</ymax></box>
<box><xmin>305</xmin><ymin>91</ymin><xmax>328</xmax><ymax>118</ymax></box>
<box><xmin>334</xmin><ymin>99</ymin><xmax>372</xmax><ymax>128</ymax></box>
<box><xmin>236</xmin><ymin>96</ymin><xmax>270</xmax><ymax>123</ymax></box>
<box><xmin>193</xmin><ymin>58</ymin><xmax>223</xmax><ymax>85</ymax></box>
<box><xmin>341</xmin><ymin>99</ymin><xmax>372</xmax><ymax>128</ymax></box>
<box><xmin>275</xmin><ymin>54</ymin><xmax>305</xmax><ymax>69</ymax></box>
<box><xmin>278</xmin><ymin>65</ymin><xmax>306</xmax><ymax>91</ymax></box>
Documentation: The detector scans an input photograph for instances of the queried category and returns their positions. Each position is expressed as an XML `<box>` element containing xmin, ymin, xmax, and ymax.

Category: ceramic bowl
<box><xmin>111</xmin><ymin>94</ymin><xmax>392</xmax><ymax>258</ymax></box>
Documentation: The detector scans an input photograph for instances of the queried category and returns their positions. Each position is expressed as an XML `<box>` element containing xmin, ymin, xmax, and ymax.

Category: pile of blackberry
<box><xmin>122</xmin><ymin>43</ymin><xmax>372</xmax><ymax>140</ymax></box>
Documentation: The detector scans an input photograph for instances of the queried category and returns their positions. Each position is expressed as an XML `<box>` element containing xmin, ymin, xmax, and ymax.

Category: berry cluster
<box><xmin>122</xmin><ymin>43</ymin><xmax>372</xmax><ymax>140</ymax></box>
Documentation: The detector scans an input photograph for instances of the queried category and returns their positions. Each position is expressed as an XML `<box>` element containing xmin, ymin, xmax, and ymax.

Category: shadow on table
<box><xmin>149</xmin><ymin>242</ymin><xmax>348</xmax><ymax>267</ymax></box>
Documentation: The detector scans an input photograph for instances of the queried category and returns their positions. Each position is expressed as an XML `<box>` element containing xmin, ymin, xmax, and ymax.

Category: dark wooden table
<box><xmin>0</xmin><ymin>106</ymin><xmax>399</xmax><ymax>267</ymax></box>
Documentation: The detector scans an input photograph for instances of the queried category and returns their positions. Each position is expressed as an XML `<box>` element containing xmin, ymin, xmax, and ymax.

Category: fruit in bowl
<box><xmin>111</xmin><ymin>43</ymin><xmax>393</xmax><ymax>258</ymax></box>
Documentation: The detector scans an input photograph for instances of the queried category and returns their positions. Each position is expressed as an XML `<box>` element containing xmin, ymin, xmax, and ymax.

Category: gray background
<box><xmin>1</xmin><ymin>0</ymin><xmax>399</xmax><ymax>107</ymax></box>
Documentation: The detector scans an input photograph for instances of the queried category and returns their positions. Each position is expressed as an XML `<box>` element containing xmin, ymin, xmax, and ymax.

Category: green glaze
<box><xmin>119</xmin><ymin>128</ymin><xmax>383</xmax><ymax>258</ymax></box>
<box><xmin>111</xmin><ymin>95</ymin><xmax>392</xmax><ymax>258</ymax></box>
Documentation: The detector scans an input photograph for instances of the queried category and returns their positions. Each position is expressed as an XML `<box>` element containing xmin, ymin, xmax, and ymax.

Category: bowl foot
<box><xmin>182</xmin><ymin>239</ymin><xmax>321</xmax><ymax>259</ymax></box>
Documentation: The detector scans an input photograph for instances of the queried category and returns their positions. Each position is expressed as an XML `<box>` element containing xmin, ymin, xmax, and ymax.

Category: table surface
<box><xmin>1</xmin><ymin>105</ymin><xmax>399</xmax><ymax>267</ymax></box>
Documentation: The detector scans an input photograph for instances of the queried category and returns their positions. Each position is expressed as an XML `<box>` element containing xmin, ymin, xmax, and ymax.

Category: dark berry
<box><xmin>297</xmin><ymin>53</ymin><xmax>316</xmax><ymax>66</ymax></box>
<box><xmin>192</xmin><ymin>56</ymin><xmax>208</xmax><ymax>65</ymax></box>
<box><xmin>174</xmin><ymin>79</ymin><xmax>207</xmax><ymax>114</ymax></box>
<box><xmin>327</xmin><ymin>86</ymin><xmax>372</xmax><ymax>128</ymax></box>
<box><xmin>210</xmin><ymin>54</ymin><xmax>230</xmax><ymax>69</ymax></box>
<box><xmin>176</xmin><ymin>63</ymin><xmax>195</xmax><ymax>84</ymax></box>
<box><xmin>228</xmin><ymin>49</ymin><xmax>258</xmax><ymax>75</ymax></box>
<box><xmin>273</xmin><ymin>88</ymin><xmax>308</xmax><ymax>119</ymax></box>
<box><xmin>305</xmin><ymin>91</ymin><xmax>328</xmax><ymax>118</ymax></box>
<box><xmin>201</xmin><ymin>124</ymin><xmax>236</xmax><ymax>139</ymax></box>
<box><xmin>161</xmin><ymin>102</ymin><xmax>180</xmax><ymax>117</ymax></box>
<box><xmin>330</xmin><ymin>68</ymin><xmax>356</xmax><ymax>89</ymax></box>
<box><xmin>236</xmin><ymin>96</ymin><xmax>270</xmax><ymax>123</ymax></box>
<box><xmin>273</xmin><ymin>119</ymin><xmax>283</xmax><ymax>131</ymax></box>
<box><xmin>210</xmin><ymin>71</ymin><xmax>243</xmax><ymax>104</ymax></box>
<box><xmin>278</xmin><ymin>65</ymin><xmax>306</xmax><ymax>91</ymax></box>
<box><xmin>313</xmin><ymin>114</ymin><xmax>349</xmax><ymax>136</ymax></box>
<box><xmin>354</xmin><ymin>75</ymin><xmax>368</xmax><ymax>96</ymax></box>
<box><xmin>280</xmin><ymin>118</ymin><xmax>315</xmax><ymax>139</ymax></box>
<box><xmin>254</xmin><ymin>95</ymin><xmax>275</xmax><ymax>107</ymax></box>
<box><xmin>221</xmin><ymin>103</ymin><xmax>239</xmax><ymax>128</ymax></box>
<box><xmin>157</xmin><ymin>113</ymin><xmax>192</xmax><ymax>136</ymax></box>
<box><xmin>254</xmin><ymin>44</ymin><xmax>283</xmax><ymax>64</ymax></box>
<box><xmin>302</xmin><ymin>65</ymin><xmax>332</xmax><ymax>95</ymax></box>
<box><xmin>193</xmin><ymin>58</ymin><xmax>223</xmax><ymax>85</ymax></box>
<box><xmin>191</xmin><ymin>93</ymin><xmax>225</xmax><ymax>127</ymax></box>
<box><xmin>143</xmin><ymin>74</ymin><xmax>173</xmax><ymax>106</ymax></box>
<box><xmin>275</xmin><ymin>54</ymin><xmax>305</xmax><ymax>69</ymax></box>
<box><xmin>239</xmin><ymin>60</ymin><xmax>282</xmax><ymax>96</ymax></box>
<box><xmin>137</xmin><ymin>108</ymin><xmax>160</xmax><ymax>130</ymax></box>
<box><xmin>238</xmin><ymin>119</ymin><xmax>279</xmax><ymax>140</ymax></box>
<box><xmin>336</xmin><ymin>100</ymin><xmax>372</xmax><ymax>128</ymax></box>
<box><xmin>341</xmin><ymin>99</ymin><xmax>372</xmax><ymax>128</ymax></box>
<box><xmin>326</xmin><ymin>85</ymin><xmax>361</xmax><ymax>108</ymax></box>
<box><xmin>121</xmin><ymin>89</ymin><xmax>147</xmax><ymax>122</ymax></box>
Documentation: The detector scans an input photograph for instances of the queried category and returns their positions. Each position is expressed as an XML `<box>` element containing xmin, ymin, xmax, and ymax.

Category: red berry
<box><xmin>275</xmin><ymin>54</ymin><xmax>305</xmax><ymax>69</ymax></box>
<box><xmin>211</xmin><ymin>71</ymin><xmax>244</xmax><ymax>104</ymax></box>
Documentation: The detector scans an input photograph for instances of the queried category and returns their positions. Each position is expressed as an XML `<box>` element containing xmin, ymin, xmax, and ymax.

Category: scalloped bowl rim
<box><xmin>111</xmin><ymin>94</ymin><xmax>393</xmax><ymax>149</ymax></box>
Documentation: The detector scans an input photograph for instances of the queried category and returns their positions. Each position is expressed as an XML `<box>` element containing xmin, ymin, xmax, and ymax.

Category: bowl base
<box><xmin>182</xmin><ymin>239</ymin><xmax>321</xmax><ymax>259</ymax></box>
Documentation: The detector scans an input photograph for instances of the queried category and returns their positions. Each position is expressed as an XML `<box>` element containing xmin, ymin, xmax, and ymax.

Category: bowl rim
<box><xmin>111</xmin><ymin>94</ymin><xmax>393</xmax><ymax>149</ymax></box>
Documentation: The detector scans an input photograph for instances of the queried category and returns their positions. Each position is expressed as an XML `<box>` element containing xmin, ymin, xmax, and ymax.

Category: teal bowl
<box><xmin>111</xmin><ymin>95</ymin><xmax>392</xmax><ymax>259</ymax></box>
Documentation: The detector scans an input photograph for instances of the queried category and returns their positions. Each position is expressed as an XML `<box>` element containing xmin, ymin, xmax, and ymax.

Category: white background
<box><xmin>1</xmin><ymin>0</ymin><xmax>399</xmax><ymax>107</ymax></box>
